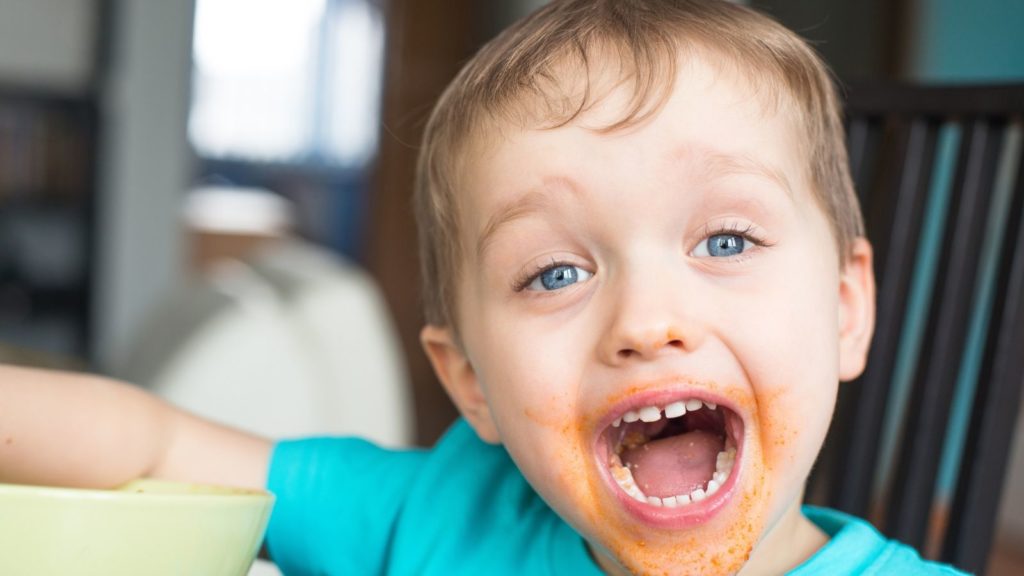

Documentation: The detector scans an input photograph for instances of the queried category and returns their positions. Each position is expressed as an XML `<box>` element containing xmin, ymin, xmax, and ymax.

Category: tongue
<box><xmin>621</xmin><ymin>429</ymin><xmax>723</xmax><ymax>498</ymax></box>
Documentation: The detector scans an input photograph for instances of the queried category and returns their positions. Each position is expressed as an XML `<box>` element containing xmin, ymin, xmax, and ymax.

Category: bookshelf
<box><xmin>0</xmin><ymin>86</ymin><xmax>98</xmax><ymax>361</ymax></box>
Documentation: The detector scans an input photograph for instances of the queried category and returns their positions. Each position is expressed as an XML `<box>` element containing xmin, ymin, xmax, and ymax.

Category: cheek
<box><xmin>466</xmin><ymin>311</ymin><xmax>603</xmax><ymax>505</ymax></box>
<box><xmin>738</xmin><ymin>254</ymin><xmax>840</xmax><ymax>478</ymax></box>
<box><xmin>476</xmin><ymin>322</ymin><xmax>576</xmax><ymax>400</ymax></box>
<box><xmin>475</xmin><ymin>346</ymin><xmax>598</xmax><ymax>520</ymax></box>
<box><xmin>470</xmin><ymin>313</ymin><xmax>588</xmax><ymax>444</ymax></box>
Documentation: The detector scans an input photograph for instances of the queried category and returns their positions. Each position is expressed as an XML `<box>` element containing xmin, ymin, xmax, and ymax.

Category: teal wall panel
<box><xmin>912</xmin><ymin>0</ymin><xmax>1024</xmax><ymax>81</ymax></box>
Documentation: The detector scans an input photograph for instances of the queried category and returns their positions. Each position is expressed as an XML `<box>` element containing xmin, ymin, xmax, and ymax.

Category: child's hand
<box><xmin>0</xmin><ymin>365</ymin><xmax>271</xmax><ymax>490</ymax></box>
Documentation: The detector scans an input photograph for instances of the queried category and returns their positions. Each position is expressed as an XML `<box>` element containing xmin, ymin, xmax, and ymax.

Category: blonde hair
<box><xmin>415</xmin><ymin>0</ymin><xmax>864</xmax><ymax>328</ymax></box>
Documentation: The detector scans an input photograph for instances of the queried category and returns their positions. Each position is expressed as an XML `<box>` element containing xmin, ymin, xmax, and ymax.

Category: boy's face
<box><xmin>423</xmin><ymin>55</ymin><xmax>874</xmax><ymax>575</ymax></box>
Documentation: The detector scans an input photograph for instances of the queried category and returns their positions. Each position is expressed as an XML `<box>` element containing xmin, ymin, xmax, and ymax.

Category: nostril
<box><xmin>616</xmin><ymin>338</ymin><xmax>684</xmax><ymax>360</ymax></box>
<box><xmin>610</xmin><ymin>328</ymin><xmax>691</xmax><ymax>362</ymax></box>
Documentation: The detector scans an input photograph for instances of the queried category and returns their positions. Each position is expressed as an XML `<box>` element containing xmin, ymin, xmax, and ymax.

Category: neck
<box><xmin>737</xmin><ymin>499</ymin><xmax>828</xmax><ymax>576</ymax></box>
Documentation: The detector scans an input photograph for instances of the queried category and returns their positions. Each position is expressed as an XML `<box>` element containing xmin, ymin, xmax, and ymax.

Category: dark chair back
<box><xmin>808</xmin><ymin>83</ymin><xmax>1024</xmax><ymax>575</ymax></box>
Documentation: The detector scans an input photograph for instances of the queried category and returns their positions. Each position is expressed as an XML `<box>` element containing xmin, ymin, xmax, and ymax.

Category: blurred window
<box><xmin>188</xmin><ymin>0</ymin><xmax>384</xmax><ymax>166</ymax></box>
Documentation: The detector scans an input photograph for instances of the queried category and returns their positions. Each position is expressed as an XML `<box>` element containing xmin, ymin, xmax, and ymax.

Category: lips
<box><xmin>593</xmin><ymin>388</ymin><xmax>746</xmax><ymax>528</ymax></box>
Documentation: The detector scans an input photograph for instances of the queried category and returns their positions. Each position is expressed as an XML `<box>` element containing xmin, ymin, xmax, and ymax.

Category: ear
<box><xmin>420</xmin><ymin>325</ymin><xmax>501</xmax><ymax>444</ymax></box>
<box><xmin>838</xmin><ymin>238</ymin><xmax>876</xmax><ymax>381</ymax></box>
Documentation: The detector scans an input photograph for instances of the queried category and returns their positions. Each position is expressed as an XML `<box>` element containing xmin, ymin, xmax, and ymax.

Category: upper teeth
<box><xmin>612</xmin><ymin>399</ymin><xmax>717</xmax><ymax>427</ymax></box>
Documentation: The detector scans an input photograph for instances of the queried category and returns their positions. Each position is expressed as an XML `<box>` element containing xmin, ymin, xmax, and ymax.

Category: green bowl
<box><xmin>0</xmin><ymin>479</ymin><xmax>274</xmax><ymax>576</ymax></box>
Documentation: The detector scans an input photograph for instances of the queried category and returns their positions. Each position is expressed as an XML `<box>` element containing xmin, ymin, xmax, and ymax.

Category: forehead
<box><xmin>456</xmin><ymin>55</ymin><xmax>809</xmax><ymax>245</ymax></box>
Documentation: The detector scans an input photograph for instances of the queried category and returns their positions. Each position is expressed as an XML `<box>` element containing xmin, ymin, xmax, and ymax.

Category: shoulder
<box><xmin>265</xmin><ymin>435</ymin><xmax>429</xmax><ymax>574</ymax></box>
<box><xmin>266</xmin><ymin>419</ymin><xmax>513</xmax><ymax>524</ymax></box>
<box><xmin>268</xmin><ymin>420</ymin><xmax>597</xmax><ymax>575</ymax></box>
<box><xmin>795</xmin><ymin>506</ymin><xmax>969</xmax><ymax>575</ymax></box>
<box><xmin>389</xmin><ymin>420</ymin><xmax>600</xmax><ymax>575</ymax></box>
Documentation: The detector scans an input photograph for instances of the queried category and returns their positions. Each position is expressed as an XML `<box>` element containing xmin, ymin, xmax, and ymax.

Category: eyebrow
<box><xmin>475</xmin><ymin>176</ymin><xmax>578</xmax><ymax>261</ymax></box>
<box><xmin>686</xmin><ymin>147</ymin><xmax>795</xmax><ymax>199</ymax></box>
<box><xmin>474</xmin><ymin>149</ymin><xmax>793</xmax><ymax>260</ymax></box>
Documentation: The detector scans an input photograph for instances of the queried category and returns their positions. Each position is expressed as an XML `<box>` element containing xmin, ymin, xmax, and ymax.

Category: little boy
<box><xmin>0</xmin><ymin>1</ymin><xmax>968</xmax><ymax>574</ymax></box>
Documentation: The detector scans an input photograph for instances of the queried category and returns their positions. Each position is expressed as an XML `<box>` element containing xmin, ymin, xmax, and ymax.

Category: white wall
<box><xmin>0</xmin><ymin>0</ymin><xmax>96</xmax><ymax>91</ymax></box>
<box><xmin>95</xmin><ymin>0</ymin><xmax>194</xmax><ymax>369</ymax></box>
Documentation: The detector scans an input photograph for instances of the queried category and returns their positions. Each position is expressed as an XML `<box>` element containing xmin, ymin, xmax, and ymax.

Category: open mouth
<box><xmin>597</xmin><ymin>392</ymin><xmax>745</xmax><ymax>522</ymax></box>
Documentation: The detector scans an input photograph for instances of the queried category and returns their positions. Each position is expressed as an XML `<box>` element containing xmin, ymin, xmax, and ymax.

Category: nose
<box><xmin>599</xmin><ymin>268</ymin><xmax>707</xmax><ymax>365</ymax></box>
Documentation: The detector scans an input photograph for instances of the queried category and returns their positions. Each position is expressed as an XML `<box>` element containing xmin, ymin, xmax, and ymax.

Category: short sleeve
<box><xmin>796</xmin><ymin>507</ymin><xmax>967</xmax><ymax>575</ymax></box>
<box><xmin>265</xmin><ymin>437</ymin><xmax>427</xmax><ymax>576</ymax></box>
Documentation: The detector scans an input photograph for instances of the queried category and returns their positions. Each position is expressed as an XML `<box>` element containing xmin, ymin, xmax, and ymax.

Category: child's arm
<box><xmin>0</xmin><ymin>365</ymin><xmax>271</xmax><ymax>490</ymax></box>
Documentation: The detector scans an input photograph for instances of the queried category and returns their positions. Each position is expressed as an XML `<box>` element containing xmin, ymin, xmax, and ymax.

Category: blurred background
<box><xmin>0</xmin><ymin>0</ymin><xmax>1021</xmax><ymax>574</ymax></box>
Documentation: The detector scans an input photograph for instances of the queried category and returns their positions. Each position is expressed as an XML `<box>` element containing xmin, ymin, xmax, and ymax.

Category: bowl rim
<box><xmin>0</xmin><ymin>478</ymin><xmax>274</xmax><ymax>504</ymax></box>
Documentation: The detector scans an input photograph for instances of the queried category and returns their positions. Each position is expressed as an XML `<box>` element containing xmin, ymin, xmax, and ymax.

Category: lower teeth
<box><xmin>611</xmin><ymin>445</ymin><xmax>736</xmax><ymax>507</ymax></box>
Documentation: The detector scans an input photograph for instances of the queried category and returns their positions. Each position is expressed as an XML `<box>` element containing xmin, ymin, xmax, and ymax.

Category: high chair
<box><xmin>808</xmin><ymin>82</ymin><xmax>1024</xmax><ymax>575</ymax></box>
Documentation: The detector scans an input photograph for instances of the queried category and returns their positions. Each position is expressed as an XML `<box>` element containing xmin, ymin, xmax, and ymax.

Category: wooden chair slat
<box><xmin>832</xmin><ymin>118</ymin><xmax>939</xmax><ymax>517</ymax></box>
<box><xmin>812</xmin><ymin>84</ymin><xmax>1024</xmax><ymax>573</ymax></box>
<box><xmin>887</xmin><ymin>118</ymin><xmax>1006</xmax><ymax>549</ymax></box>
<box><xmin>943</xmin><ymin>129</ymin><xmax>1024</xmax><ymax>574</ymax></box>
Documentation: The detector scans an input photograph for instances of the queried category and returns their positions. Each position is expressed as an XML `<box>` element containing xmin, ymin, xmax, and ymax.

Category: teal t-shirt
<box><xmin>265</xmin><ymin>419</ymin><xmax>964</xmax><ymax>575</ymax></box>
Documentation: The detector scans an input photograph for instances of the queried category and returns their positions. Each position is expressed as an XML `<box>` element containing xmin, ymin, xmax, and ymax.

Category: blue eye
<box><xmin>693</xmin><ymin>233</ymin><xmax>747</xmax><ymax>258</ymax></box>
<box><xmin>526</xmin><ymin>264</ymin><xmax>593</xmax><ymax>291</ymax></box>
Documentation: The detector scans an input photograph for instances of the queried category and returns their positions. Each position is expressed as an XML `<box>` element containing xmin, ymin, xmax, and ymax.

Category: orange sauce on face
<box><xmin>520</xmin><ymin>379</ymin><xmax>774</xmax><ymax>569</ymax></box>
<box><xmin>517</xmin><ymin>379</ymin><xmax>797</xmax><ymax>575</ymax></box>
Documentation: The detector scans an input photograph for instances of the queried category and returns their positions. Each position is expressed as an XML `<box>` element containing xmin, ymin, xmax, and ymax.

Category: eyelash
<box><xmin>510</xmin><ymin>223</ymin><xmax>772</xmax><ymax>292</ymax></box>
<box><xmin>697</xmin><ymin>221</ymin><xmax>773</xmax><ymax>255</ymax></box>
<box><xmin>511</xmin><ymin>257</ymin><xmax>583</xmax><ymax>293</ymax></box>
